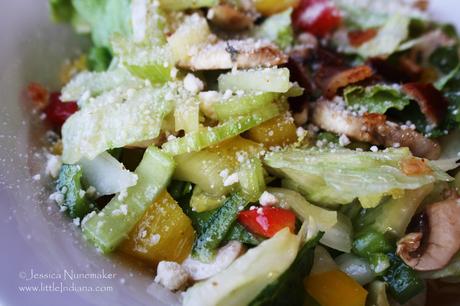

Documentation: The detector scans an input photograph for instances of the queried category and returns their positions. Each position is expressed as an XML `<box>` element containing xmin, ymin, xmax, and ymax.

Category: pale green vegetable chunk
<box><xmin>82</xmin><ymin>146</ymin><xmax>174</xmax><ymax>253</ymax></box>
<box><xmin>239</xmin><ymin>158</ymin><xmax>266</xmax><ymax>202</ymax></box>
<box><xmin>320</xmin><ymin>213</ymin><xmax>353</xmax><ymax>253</ymax></box>
<box><xmin>62</xmin><ymin>85</ymin><xmax>174</xmax><ymax>164</ymax></box>
<box><xmin>254</xmin><ymin>9</ymin><xmax>293</xmax><ymax>49</ymax></box>
<box><xmin>159</xmin><ymin>0</ymin><xmax>218</xmax><ymax>11</ymax></box>
<box><xmin>183</xmin><ymin>228</ymin><xmax>299</xmax><ymax>306</ymax></box>
<box><xmin>218</xmin><ymin>68</ymin><xmax>291</xmax><ymax>93</ymax></box>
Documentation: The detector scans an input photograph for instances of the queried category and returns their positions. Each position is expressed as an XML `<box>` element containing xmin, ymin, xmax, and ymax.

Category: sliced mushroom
<box><xmin>311</xmin><ymin>99</ymin><xmax>441</xmax><ymax>159</ymax></box>
<box><xmin>208</xmin><ymin>4</ymin><xmax>254</xmax><ymax>31</ymax></box>
<box><xmin>397</xmin><ymin>196</ymin><xmax>460</xmax><ymax>271</ymax></box>
<box><xmin>177</xmin><ymin>39</ymin><xmax>288</xmax><ymax>71</ymax></box>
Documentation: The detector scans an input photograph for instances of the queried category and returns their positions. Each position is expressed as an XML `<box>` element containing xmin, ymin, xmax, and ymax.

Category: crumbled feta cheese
<box><xmin>223</xmin><ymin>173</ymin><xmax>239</xmax><ymax>186</ymax></box>
<box><xmin>170</xmin><ymin>67</ymin><xmax>178</xmax><ymax>79</ymax></box>
<box><xmin>370</xmin><ymin>145</ymin><xmax>378</xmax><ymax>152</ymax></box>
<box><xmin>81</xmin><ymin>211</ymin><xmax>96</xmax><ymax>226</ymax></box>
<box><xmin>73</xmin><ymin>217</ymin><xmax>81</xmax><ymax>226</ymax></box>
<box><xmin>117</xmin><ymin>189</ymin><xmax>128</xmax><ymax>202</ymax></box>
<box><xmin>45</xmin><ymin>154</ymin><xmax>62</xmax><ymax>178</ymax></box>
<box><xmin>257</xmin><ymin>207</ymin><xmax>264</xmax><ymax>214</ymax></box>
<box><xmin>32</xmin><ymin>174</ymin><xmax>41</xmax><ymax>181</ymax></box>
<box><xmin>154</xmin><ymin>261</ymin><xmax>189</xmax><ymax>291</ymax></box>
<box><xmin>78</xmin><ymin>189</ymin><xmax>86</xmax><ymax>198</ymax></box>
<box><xmin>49</xmin><ymin>191</ymin><xmax>64</xmax><ymax>205</ymax></box>
<box><xmin>184</xmin><ymin>73</ymin><xmax>204</xmax><ymax>94</ymax></box>
<box><xmin>112</xmin><ymin>204</ymin><xmax>128</xmax><ymax>216</ymax></box>
<box><xmin>338</xmin><ymin>134</ymin><xmax>351</xmax><ymax>147</ymax></box>
<box><xmin>296</xmin><ymin>127</ymin><xmax>306</xmax><ymax>138</ymax></box>
<box><xmin>222</xmin><ymin>89</ymin><xmax>233</xmax><ymax>100</ymax></box>
<box><xmin>150</xmin><ymin>234</ymin><xmax>161</xmax><ymax>245</ymax></box>
<box><xmin>219</xmin><ymin>169</ymin><xmax>229</xmax><ymax>179</ymax></box>
<box><xmin>167</xmin><ymin>134</ymin><xmax>177</xmax><ymax>141</ymax></box>
<box><xmin>392</xmin><ymin>142</ymin><xmax>401</xmax><ymax>148</ymax></box>
<box><xmin>259</xmin><ymin>191</ymin><xmax>279</xmax><ymax>206</ymax></box>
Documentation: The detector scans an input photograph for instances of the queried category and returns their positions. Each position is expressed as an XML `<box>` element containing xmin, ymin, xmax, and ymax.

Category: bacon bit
<box><xmin>363</xmin><ymin>112</ymin><xmax>387</xmax><ymax>126</ymax></box>
<box><xmin>413</xmin><ymin>0</ymin><xmax>429</xmax><ymax>11</ymax></box>
<box><xmin>399</xmin><ymin>56</ymin><xmax>423</xmax><ymax>79</ymax></box>
<box><xmin>315</xmin><ymin>65</ymin><xmax>374</xmax><ymax>98</ymax></box>
<box><xmin>402</xmin><ymin>83</ymin><xmax>449</xmax><ymax>126</ymax></box>
<box><xmin>400</xmin><ymin>158</ymin><xmax>433</xmax><ymax>176</ymax></box>
<box><xmin>27</xmin><ymin>82</ymin><xmax>49</xmax><ymax>110</ymax></box>
<box><xmin>368</xmin><ymin>58</ymin><xmax>416</xmax><ymax>83</ymax></box>
<box><xmin>348</xmin><ymin>28</ymin><xmax>378</xmax><ymax>47</ymax></box>
<box><xmin>208</xmin><ymin>4</ymin><xmax>253</xmax><ymax>31</ymax></box>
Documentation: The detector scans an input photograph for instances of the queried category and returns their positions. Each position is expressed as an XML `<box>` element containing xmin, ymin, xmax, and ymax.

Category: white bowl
<box><xmin>0</xmin><ymin>1</ymin><xmax>458</xmax><ymax>306</ymax></box>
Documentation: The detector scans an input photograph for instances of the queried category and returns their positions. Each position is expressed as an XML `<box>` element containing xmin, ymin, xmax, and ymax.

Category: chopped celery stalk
<box><xmin>253</xmin><ymin>9</ymin><xmax>294</xmax><ymax>49</ymax></box>
<box><xmin>248</xmin><ymin>233</ymin><xmax>323</xmax><ymax>306</ymax></box>
<box><xmin>383</xmin><ymin>253</ymin><xmax>425</xmax><ymax>304</ymax></box>
<box><xmin>190</xmin><ymin>187</ymin><xmax>225</xmax><ymax>213</ymax></box>
<box><xmin>61</xmin><ymin>68</ymin><xmax>143</xmax><ymax>102</ymax></box>
<box><xmin>162</xmin><ymin>104</ymin><xmax>280</xmax><ymax>155</ymax></box>
<box><xmin>192</xmin><ymin>193</ymin><xmax>249</xmax><ymax>262</ymax></box>
<box><xmin>175</xmin><ymin>98</ymin><xmax>200</xmax><ymax>133</ymax></box>
<box><xmin>82</xmin><ymin>146</ymin><xmax>174</xmax><ymax>253</ymax></box>
<box><xmin>366</xmin><ymin>281</ymin><xmax>390</xmax><ymax>306</ymax></box>
<box><xmin>225</xmin><ymin>223</ymin><xmax>263</xmax><ymax>246</ymax></box>
<box><xmin>335</xmin><ymin>253</ymin><xmax>375</xmax><ymax>285</ymax></box>
<box><xmin>159</xmin><ymin>0</ymin><xmax>218</xmax><ymax>11</ymax></box>
<box><xmin>62</xmin><ymin>85</ymin><xmax>174</xmax><ymax>164</ymax></box>
<box><xmin>213</xmin><ymin>92</ymin><xmax>279</xmax><ymax>121</ymax></box>
<box><xmin>238</xmin><ymin>158</ymin><xmax>266</xmax><ymax>202</ymax></box>
<box><xmin>111</xmin><ymin>36</ymin><xmax>172</xmax><ymax>84</ymax></box>
<box><xmin>352</xmin><ymin>230</ymin><xmax>393</xmax><ymax>258</ymax></box>
<box><xmin>268</xmin><ymin>187</ymin><xmax>337</xmax><ymax>231</ymax></box>
<box><xmin>320</xmin><ymin>213</ymin><xmax>353</xmax><ymax>253</ymax></box>
<box><xmin>183</xmin><ymin>229</ymin><xmax>300</xmax><ymax>306</ymax></box>
<box><xmin>371</xmin><ymin>184</ymin><xmax>434</xmax><ymax>237</ymax></box>
<box><xmin>79</xmin><ymin>152</ymin><xmax>138</xmax><ymax>196</ymax></box>
<box><xmin>264</xmin><ymin>147</ymin><xmax>451</xmax><ymax>206</ymax></box>
<box><xmin>218</xmin><ymin>68</ymin><xmax>291</xmax><ymax>93</ymax></box>
<box><xmin>56</xmin><ymin>164</ymin><xmax>93</xmax><ymax>219</ymax></box>
<box><xmin>167</xmin><ymin>14</ymin><xmax>212</xmax><ymax>64</ymax></box>
<box><xmin>173</xmin><ymin>136</ymin><xmax>264</xmax><ymax>197</ymax></box>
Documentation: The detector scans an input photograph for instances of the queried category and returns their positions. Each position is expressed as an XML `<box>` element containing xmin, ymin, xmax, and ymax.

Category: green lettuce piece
<box><xmin>354</xmin><ymin>14</ymin><xmax>410</xmax><ymax>58</ymax></box>
<box><xmin>254</xmin><ymin>9</ymin><xmax>293</xmax><ymax>49</ymax></box>
<box><xmin>62</xmin><ymin>85</ymin><xmax>175</xmax><ymax>164</ymax></box>
<box><xmin>49</xmin><ymin>0</ymin><xmax>74</xmax><ymax>23</ymax></box>
<box><xmin>264</xmin><ymin>147</ymin><xmax>452</xmax><ymax>206</ymax></box>
<box><xmin>87</xmin><ymin>46</ymin><xmax>112</xmax><ymax>72</ymax></box>
<box><xmin>332</xmin><ymin>0</ymin><xmax>427</xmax><ymax>29</ymax></box>
<box><xmin>71</xmin><ymin>0</ymin><xmax>132</xmax><ymax>49</ymax></box>
<box><xmin>343</xmin><ymin>85</ymin><xmax>410</xmax><ymax>114</ymax></box>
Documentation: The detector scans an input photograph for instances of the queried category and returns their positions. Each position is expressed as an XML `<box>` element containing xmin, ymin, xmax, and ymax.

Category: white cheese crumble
<box><xmin>338</xmin><ymin>134</ymin><xmax>351</xmax><ymax>147</ymax></box>
<box><xmin>150</xmin><ymin>234</ymin><xmax>161</xmax><ymax>245</ymax></box>
<box><xmin>32</xmin><ymin>174</ymin><xmax>41</xmax><ymax>181</ymax></box>
<box><xmin>49</xmin><ymin>191</ymin><xmax>64</xmax><ymax>205</ymax></box>
<box><xmin>73</xmin><ymin>217</ymin><xmax>81</xmax><ymax>226</ymax></box>
<box><xmin>296</xmin><ymin>127</ymin><xmax>306</xmax><ymax>138</ymax></box>
<box><xmin>45</xmin><ymin>154</ymin><xmax>62</xmax><ymax>178</ymax></box>
<box><xmin>223</xmin><ymin>173</ymin><xmax>239</xmax><ymax>186</ymax></box>
<box><xmin>112</xmin><ymin>204</ymin><xmax>128</xmax><ymax>216</ymax></box>
<box><xmin>184</xmin><ymin>73</ymin><xmax>204</xmax><ymax>94</ymax></box>
<box><xmin>259</xmin><ymin>191</ymin><xmax>279</xmax><ymax>206</ymax></box>
<box><xmin>370</xmin><ymin>145</ymin><xmax>378</xmax><ymax>152</ymax></box>
<box><xmin>154</xmin><ymin>261</ymin><xmax>189</xmax><ymax>291</ymax></box>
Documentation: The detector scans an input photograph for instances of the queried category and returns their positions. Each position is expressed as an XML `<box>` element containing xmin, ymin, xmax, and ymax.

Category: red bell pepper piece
<box><xmin>293</xmin><ymin>0</ymin><xmax>342</xmax><ymax>37</ymax></box>
<box><xmin>238</xmin><ymin>207</ymin><xmax>296</xmax><ymax>238</ymax></box>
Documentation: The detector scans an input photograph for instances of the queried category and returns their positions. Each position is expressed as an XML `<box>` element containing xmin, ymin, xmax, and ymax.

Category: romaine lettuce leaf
<box><xmin>254</xmin><ymin>9</ymin><xmax>293</xmax><ymax>49</ymax></box>
<box><xmin>62</xmin><ymin>85</ymin><xmax>175</xmax><ymax>164</ymax></box>
<box><xmin>343</xmin><ymin>85</ymin><xmax>410</xmax><ymax>114</ymax></box>
<box><xmin>264</xmin><ymin>147</ymin><xmax>452</xmax><ymax>206</ymax></box>
<box><xmin>71</xmin><ymin>0</ymin><xmax>132</xmax><ymax>49</ymax></box>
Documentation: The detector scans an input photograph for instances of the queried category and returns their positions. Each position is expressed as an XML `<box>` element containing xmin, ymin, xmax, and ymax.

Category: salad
<box><xmin>28</xmin><ymin>0</ymin><xmax>460</xmax><ymax>305</ymax></box>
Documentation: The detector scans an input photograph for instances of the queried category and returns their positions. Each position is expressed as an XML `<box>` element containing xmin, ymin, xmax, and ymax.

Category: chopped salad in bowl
<box><xmin>29</xmin><ymin>0</ymin><xmax>460</xmax><ymax>305</ymax></box>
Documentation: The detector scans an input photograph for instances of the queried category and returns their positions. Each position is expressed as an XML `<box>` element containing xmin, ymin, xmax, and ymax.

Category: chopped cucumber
<box><xmin>248</xmin><ymin>233</ymin><xmax>323</xmax><ymax>306</ymax></box>
<box><xmin>352</xmin><ymin>230</ymin><xmax>393</xmax><ymax>258</ymax></box>
<box><xmin>56</xmin><ymin>164</ymin><xmax>93</xmax><ymax>219</ymax></box>
<box><xmin>190</xmin><ymin>186</ymin><xmax>225</xmax><ymax>213</ymax></box>
<box><xmin>82</xmin><ymin>146</ymin><xmax>174</xmax><ymax>253</ymax></box>
<box><xmin>183</xmin><ymin>229</ymin><xmax>300</xmax><ymax>306</ymax></box>
<box><xmin>79</xmin><ymin>152</ymin><xmax>138</xmax><ymax>196</ymax></box>
<box><xmin>238</xmin><ymin>158</ymin><xmax>266</xmax><ymax>202</ymax></box>
<box><xmin>213</xmin><ymin>92</ymin><xmax>279</xmax><ymax>121</ymax></box>
<box><xmin>218</xmin><ymin>68</ymin><xmax>291</xmax><ymax>93</ymax></box>
<box><xmin>268</xmin><ymin>188</ymin><xmax>337</xmax><ymax>231</ymax></box>
<box><xmin>162</xmin><ymin>104</ymin><xmax>280</xmax><ymax>155</ymax></box>
<box><xmin>62</xmin><ymin>85</ymin><xmax>174</xmax><ymax>164</ymax></box>
<box><xmin>225</xmin><ymin>223</ymin><xmax>263</xmax><ymax>246</ymax></box>
<box><xmin>192</xmin><ymin>193</ymin><xmax>249</xmax><ymax>262</ymax></box>
<box><xmin>335</xmin><ymin>253</ymin><xmax>375</xmax><ymax>285</ymax></box>
<box><xmin>168</xmin><ymin>14</ymin><xmax>212</xmax><ymax>64</ymax></box>
<box><xmin>159</xmin><ymin>0</ymin><xmax>218</xmax><ymax>11</ymax></box>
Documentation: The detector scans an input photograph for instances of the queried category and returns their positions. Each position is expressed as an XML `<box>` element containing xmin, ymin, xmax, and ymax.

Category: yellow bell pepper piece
<box><xmin>120</xmin><ymin>191</ymin><xmax>195</xmax><ymax>266</ymax></box>
<box><xmin>304</xmin><ymin>269</ymin><xmax>368</xmax><ymax>306</ymax></box>
<box><xmin>246</xmin><ymin>113</ymin><xmax>297</xmax><ymax>148</ymax></box>
<box><xmin>254</xmin><ymin>0</ymin><xmax>300</xmax><ymax>16</ymax></box>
